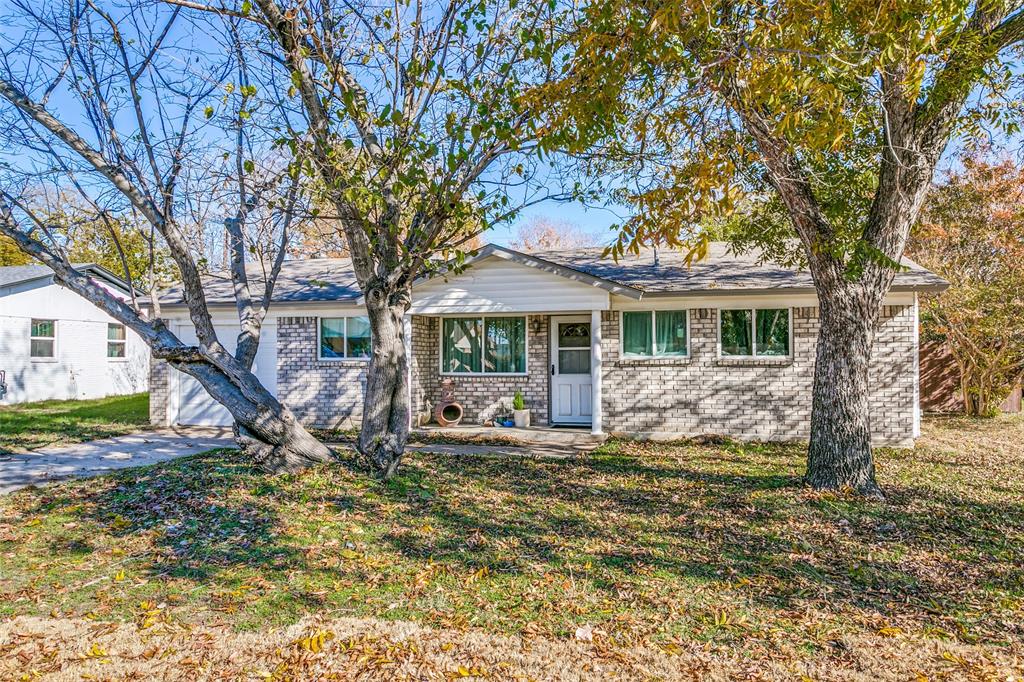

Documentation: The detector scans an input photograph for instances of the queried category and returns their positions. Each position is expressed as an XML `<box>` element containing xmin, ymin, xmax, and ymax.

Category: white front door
<box><xmin>550</xmin><ymin>316</ymin><xmax>592</xmax><ymax>425</ymax></box>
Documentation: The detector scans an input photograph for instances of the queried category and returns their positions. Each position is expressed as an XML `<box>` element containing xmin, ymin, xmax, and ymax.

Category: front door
<box><xmin>550</xmin><ymin>316</ymin><xmax>592</xmax><ymax>425</ymax></box>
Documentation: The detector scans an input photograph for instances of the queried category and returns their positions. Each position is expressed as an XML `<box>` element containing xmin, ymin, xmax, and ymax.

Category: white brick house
<box><xmin>150</xmin><ymin>244</ymin><xmax>946</xmax><ymax>445</ymax></box>
<box><xmin>0</xmin><ymin>263</ymin><xmax>149</xmax><ymax>404</ymax></box>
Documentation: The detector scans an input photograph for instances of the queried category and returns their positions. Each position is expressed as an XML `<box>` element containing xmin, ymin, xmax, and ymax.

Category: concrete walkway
<box><xmin>0</xmin><ymin>427</ymin><xmax>234</xmax><ymax>495</ymax></box>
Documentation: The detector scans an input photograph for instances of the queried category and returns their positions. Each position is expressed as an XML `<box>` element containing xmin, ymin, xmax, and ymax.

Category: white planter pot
<box><xmin>513</xmin><ymin>409</ymin><xmax>530</xmax><ymax>428</ymax></box>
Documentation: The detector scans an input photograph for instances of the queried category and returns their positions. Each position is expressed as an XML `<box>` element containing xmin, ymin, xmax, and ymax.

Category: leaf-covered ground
<box><xmin>1</xmin><ymin>416</ymin><xmax>1022</xmax><ymax>679</ymax></box>
<box><xmin>0</xmin><ymin>393</ymin><xmax>149</xmax><ymax>453</ymax></box>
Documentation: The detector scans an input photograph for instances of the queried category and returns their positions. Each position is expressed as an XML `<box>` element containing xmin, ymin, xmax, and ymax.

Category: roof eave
<box><xmin>397</xmin><ymin>244</ymin><xmax>645</xmax><ymax>303</ymax></box>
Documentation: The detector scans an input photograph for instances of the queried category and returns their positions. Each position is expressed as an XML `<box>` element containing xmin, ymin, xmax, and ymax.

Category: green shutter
<box><xmin>485</xmin><ymin>317</ymin><xmax>526</xmax><ymax>373</ymax></box>
<box><xmin>346</xmin><ymin>316</ymin><xmax>372</xmax><ymax>358</ymax></box>
<box><xmin>443</xmin><ymin>318</ymin><xmax>481</xmax><ymax>373</ymax></box>
<box><xmin>622</xmin><ymin>311</ymin><xmax>652</xmax><ymax>355</ymax></box>
<box><xmin>320</xmin><ymin>318</ymin><xmax>345</xmax><ymax>358</ymax></box>
<box><xmin>755</xmin><ymin>309</ymin><xmax>789</xmax><ymax>356</ymax></box>
<box><xmin>655</xmin><ymin>311</ymin><xmax>687</xmax><ymax>356</ymax></box>
<box><xmin>720</xmin><ymin>309</ymin><xmax>752</xmax><ymax>356</ymax></box>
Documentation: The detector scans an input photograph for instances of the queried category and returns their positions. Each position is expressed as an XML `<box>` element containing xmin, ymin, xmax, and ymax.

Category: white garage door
<box><xmin>173</xmin><ymin>322</ymin><xmax>277</xmax><ymax>427</ymax></box>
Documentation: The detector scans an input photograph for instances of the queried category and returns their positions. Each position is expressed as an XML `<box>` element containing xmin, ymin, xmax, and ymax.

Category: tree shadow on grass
<box><xmin>8</xmin><ymin>443</ymin><xmax>1023</xmax><ymax>644</ymax></box>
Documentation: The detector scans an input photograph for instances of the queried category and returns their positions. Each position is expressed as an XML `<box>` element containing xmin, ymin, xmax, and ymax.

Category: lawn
<box><xmin>0</xmin><ymin>393</ymin><xmax>150</xmax><ymax>453</ymax></box>
<box><xmin>1</xmin><ymin>416</ymin><xmax>1021</xmax><ymax>679</ymax></box>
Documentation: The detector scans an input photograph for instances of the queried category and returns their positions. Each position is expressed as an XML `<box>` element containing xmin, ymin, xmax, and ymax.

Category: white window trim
<box><xmin>438</xmin><ymin>314</ymin><xmax>530</xmax><ymax>377</ymax></box>
<box><xmin>619</xmin><ymin>310</ymin><xmax>690</xmax><ymax>358</ymax></box>
<box><xmin>716</xmin><ymin>307</ymin><xmax>793</xmax><ymax>359</ymax></box>
<box><xmin>317</xmin><ymin>315</ymin><xmax>372</xmax><ymax>361</ymax></box>
<box><xmin>106</xmin><ymin>323</ymin><xmax>128</xmax><ymax>362</ymax></box>
<box><xmin>29</xmin><ymin>318</ymin><xmax>57</xmax><ymax>362</ymax></box>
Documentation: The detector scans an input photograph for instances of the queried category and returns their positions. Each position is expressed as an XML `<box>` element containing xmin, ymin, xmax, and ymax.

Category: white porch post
<box><xmin>591</xmin><ymin>309</ymin><xmax>603</xmax><ymax>435</ymax></box>
<box><xmin>404</xmin><ymin>314</ymin><xmax>414</xmax><ymax>429</ymax></box>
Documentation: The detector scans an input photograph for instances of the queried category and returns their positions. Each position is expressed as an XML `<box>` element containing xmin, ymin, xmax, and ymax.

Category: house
<box><xmin>0</xmin><ymin>263</ymin><xmax>149</xmax><ymax>404</ymax></box>
<box><xmin>149</xmin><ymin>243</ymin><xmax>947</xmax><ymax>445</ymax></box>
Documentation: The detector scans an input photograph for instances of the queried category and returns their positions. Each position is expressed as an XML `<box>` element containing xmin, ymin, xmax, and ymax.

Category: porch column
<box><xmin>591</xmin><ymin>309</ymin><xmax>603</xmax><ymax>435</ymax></box>
<box><xmin>404</xmin><ymin>315</ymin><xmax>414</xmax><ymax>429</ymax></box>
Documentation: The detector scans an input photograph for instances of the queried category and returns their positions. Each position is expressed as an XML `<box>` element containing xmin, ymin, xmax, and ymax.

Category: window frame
<box><xmin>317</xmin><ymin>315</ymin><xmax>373</xmax><ymax>361</ymax></box>
<box><xmin>619</xmin><ymin>309</ymin><xmax>690</xmax><ymax>358</ymax></box>
<box><xmin>438</xmin><ymin>314</ymin><xmax>529</xmax><ymax>376</ymax></box>
<box><xmin>106</xmin><ymin>322</ymin><xmax>128</xmax><ymax>361</ymax></box>
<box><xmin>716</xmin><ymin>307</ymin><xmax>793</xmax><ymax>359</ymax></box>
<box><xmin>29</xmin><ymin>318</ymin><xmax>57</xmax><ymax>361</ymax></box>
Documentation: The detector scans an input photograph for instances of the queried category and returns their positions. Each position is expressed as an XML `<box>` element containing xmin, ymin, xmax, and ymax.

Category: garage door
<box><xmin>173</xmin><ymin>322</ymin><xmax>277</xmax><ymax>427</ymax></box>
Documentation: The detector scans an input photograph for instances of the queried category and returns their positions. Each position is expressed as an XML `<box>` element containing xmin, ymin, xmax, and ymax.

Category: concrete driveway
<box><xmin>0</xmin><ymin>427</ymin><xmax>235</xmax><ymax>495</ymax></box>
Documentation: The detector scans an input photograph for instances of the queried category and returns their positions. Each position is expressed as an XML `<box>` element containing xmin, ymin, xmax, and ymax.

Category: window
<box><xmin>30</xmin><ymin>319</ymin><xmax>55</xmax><ymax>359</ymax></box>
<box><xmin>319</xmin><ymin>317</ymin><xmax>372</xmax><ymax>359</ymax></box>
<box><xmin>719</xmin><ymin>308</ymin><xmax>790</xmax><ymax>357</ymax></box>
<box><xmin>622</xmin><ymin>310</ymin><xmax>688</xmax><ymax>357</ymax></box>
<box><xmin>442</xmin><ymin>316</ymin><xmax>526</xmax><ymax>374</ymax></box>
<box><xmin>107</xmin><ymin>323</ymin><xmax>126</xmax><ymax>359</ymax></box>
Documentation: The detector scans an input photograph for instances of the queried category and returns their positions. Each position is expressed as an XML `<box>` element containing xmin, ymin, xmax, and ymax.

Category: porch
<box><xmin>406</xmin><ymin>311</ymin><xmax>607</xmax><ymax>435</ymax></box>
<box><xmin>412</xmin><ymin>423</ymin><xmax>607</xmax><ymax>450</ymax></box>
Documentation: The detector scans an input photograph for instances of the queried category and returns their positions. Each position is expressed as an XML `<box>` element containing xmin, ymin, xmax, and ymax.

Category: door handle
<box><xmin>551</xmin><ymin>364</ymin><xmax>555</xmax><ymax>376</ymax></box>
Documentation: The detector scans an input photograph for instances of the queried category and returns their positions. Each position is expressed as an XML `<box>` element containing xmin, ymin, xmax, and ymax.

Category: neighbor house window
<box><xmin>622</xmin><ymin>310</ymin><xmax>688</xmax><ymax>357</ymax></box>
<box><xmin>319</xmin><ymin>317</ymin><xmax>372</xmax><ymax>359</ymax></box>
<box><xmin>442</xmin><ymin>316</ymin><xmax>526</xmax><ymax>374</ymax></box>
<box><xmin>719</xmin><ymin>308</ymin><xmax>790</xmax><ymax>357</ymax></box>
<box><xmin>30</xmin><ymin>319</ymin><xmax>55</xmax><ymax>359</ymax></box>
<box><xmin>107</xmin><ymin>323</ymin><xmax>126</xmax><ymax>359</ymax></box>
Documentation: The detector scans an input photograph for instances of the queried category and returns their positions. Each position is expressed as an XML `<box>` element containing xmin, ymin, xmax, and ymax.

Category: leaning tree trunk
<box><xmin>805</xmin><ymin>285</ymin><xmax>885</xmax><ymax>498</ymax></box>
<box><xmin>169</xmin><ymin>350</ymin><xmax>336</xmax><ymax>474</ymax></box>
<box><xmin>357</xmin><ymin>285</ymin><xmax>412</xmax><ymax>479</ymax></box>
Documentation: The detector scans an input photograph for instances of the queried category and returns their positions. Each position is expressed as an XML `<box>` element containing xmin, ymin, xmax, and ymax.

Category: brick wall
<box><xmin>409</xmin><ymin>315</ymin><xmax>550</xmax><ymax>425</ymax></box>
<box><xmin>410</xmin><ymin>315</ymin><xmax>439</xmax><ymax>426</ymax></box>
<box><xmin>601</xmin><ymin>305</ymin><xmax>916</xmax><ymax>445</ymax></box>
<box><xmin>276</xmin><ymin>316</ymin><xmax>367</xmax><ymax>429</ymax></box>
<box><xmin>149</xmin><ymin>357</ymin><xmax>170</xmax><ymax>427</ymax></box>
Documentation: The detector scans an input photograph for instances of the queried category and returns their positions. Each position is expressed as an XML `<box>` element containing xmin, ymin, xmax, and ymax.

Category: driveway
<box><xmin>0</xmin><ymin>427</ymin><xmax>234</xmax><ymax>495</ymax></box>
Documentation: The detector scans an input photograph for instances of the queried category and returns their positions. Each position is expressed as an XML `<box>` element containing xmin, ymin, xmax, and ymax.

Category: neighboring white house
<box><xmin>150</xmin><ymin>243</ymin><xmax>947</xmax><ymax>446</ymax></box>
<box><xmin>0</xmin><ymin>263</ymin><xmax>149</xmax><ymax>404</ymax></box>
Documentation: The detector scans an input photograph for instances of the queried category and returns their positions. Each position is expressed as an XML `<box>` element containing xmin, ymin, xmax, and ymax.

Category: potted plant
<box><xmin>512</xmin><ymin>390</ymin><xmax>530</xmax><ymax>428</ymax></box>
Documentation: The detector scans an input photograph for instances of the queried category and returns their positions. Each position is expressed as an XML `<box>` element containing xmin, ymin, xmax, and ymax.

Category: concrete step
<box><xmin>411</xmin><ymin>425</ymin><xmax>606</xmax><ymax>450</ymax></box>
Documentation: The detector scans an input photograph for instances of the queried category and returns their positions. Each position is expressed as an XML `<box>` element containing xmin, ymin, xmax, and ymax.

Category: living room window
<box><xmin>719</xmin><ymin>308</ymin><xmax>791</xmax><ymax>357</ymax></box>
<box><xmin>319</xmin><ymin>316</ymin><xmax>372</xmax><ymax>359</ymax></box>
<box><xmin>30</xmin><ymin>319</ymin><xmax>55</xmax><ymax>359</ymax></box>
<box><xmin>442</xmin><ymin>316</ymin><xmax>526</xmax><ymax>374</ymax></box>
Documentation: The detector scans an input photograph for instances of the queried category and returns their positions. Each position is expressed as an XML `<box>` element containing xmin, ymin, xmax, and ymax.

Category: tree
<box><xmin>0</xmin><ymin>234</ymin><xmax>32</xmax><ymax>265</ymax></box>
<box><xmin>541</xmin><ymin>0</ymin><xmax>1024</xmax><ymax>496</ymax></box>
<box><xmin>0</xmin><ymin>0</ymin><xmax>332</xmax><ymax>472</ymax></box>
<box><xmin>171</xmin><ymin>0</ymin><xmax>575</xmax><ymax>478</ymax></box>
<box><xmin>509</xmin><ymin>216</ymin><xmax>602</xmax><ymax>252</ymax></box>
<box><xmin>910</xmin><ymin>155</ymin><xmax>1024</xmax><ymax>416</ymax></box>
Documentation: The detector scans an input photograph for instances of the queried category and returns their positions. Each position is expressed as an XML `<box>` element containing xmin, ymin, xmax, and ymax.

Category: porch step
<box><xmin>411</xmin><ymin>425</ymin><xmax>607</xmax><ymax>451</ymax></box>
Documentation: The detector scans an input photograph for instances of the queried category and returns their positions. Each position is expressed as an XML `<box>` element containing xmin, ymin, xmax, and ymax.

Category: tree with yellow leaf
<box><xmin>540</xmin><ymin>0</ymin><xmax>1024</xmax><ymax>497</ymax></box>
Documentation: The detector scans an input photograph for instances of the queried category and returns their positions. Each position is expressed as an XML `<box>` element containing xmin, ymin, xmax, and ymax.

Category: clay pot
<box><xmin>434</xmin><ymin>401</ymin><xmax>464</xmax><ymax>427</ymax></box>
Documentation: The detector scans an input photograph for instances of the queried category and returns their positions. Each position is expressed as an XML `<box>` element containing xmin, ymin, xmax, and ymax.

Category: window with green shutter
<box><xmin>719</xmin><ymin>308</ymin><xmax>790</xmax><ymax>357</ymax></box>
<box><xmin>622</xmin><ymin>310</ymin><xmax>688</xmax><ymax>357</ymax></box>
<box><xmin>319</xmin><ymin>317</ymin><xmax>372</xmax><ymax>359</ymax></box>
<box><xmin>442</xmin><ymin>316</ymin><xmax>526</xmax><ymax>374</ymax></box>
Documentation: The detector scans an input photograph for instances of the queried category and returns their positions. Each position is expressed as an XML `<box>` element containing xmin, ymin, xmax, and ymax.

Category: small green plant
<box><xmin>512</xmin><ymin>390</ymin><xmax>525</xmax><ymax>411</ymax></box>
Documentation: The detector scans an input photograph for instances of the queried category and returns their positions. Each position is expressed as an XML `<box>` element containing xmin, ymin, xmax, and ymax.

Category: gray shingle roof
<box><xmin>0</xmin><ymin>263</ymin><xmax>125</xmax><ymax>290</ymax></box>
<box><xmin>158</xmin><ymin>258</ymin><xmax>362</xmax><ymax>305</ymax></box>
<box><xmin>526</xmin><ymin>243</ymin><xmax>947</xmax><ymax>294</ymax></box>
<box><xmin>158</xmin><ymin>242</ymin><xmax>947</xmax><ymax>306</ymax></box>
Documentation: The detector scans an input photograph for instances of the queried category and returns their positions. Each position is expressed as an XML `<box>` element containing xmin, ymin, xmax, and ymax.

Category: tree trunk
<box><xmin>805</xmin><ymin>286</ymin><xmax>884</xmax><ymax>498</ymax></box>
<box><xmin>168</xmin><ymin>353</ymin><xmax>336</xmax><ymax>474</ymax></box>
<box><xmin>357</xmin><ymin>285</ymin><xmax>411</xmax><ymax>479</ymax></box>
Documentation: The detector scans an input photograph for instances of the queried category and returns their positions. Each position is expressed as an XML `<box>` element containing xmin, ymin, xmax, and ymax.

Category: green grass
<box><xmin>0</xmin><ymin>415</ymin><xmax>1021</xmax><ymax>660</ymax></box>
<box><xmin>0</xmin><ymin>393</ymin><xmax>150</xmax><ymax>452</ymax></box>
